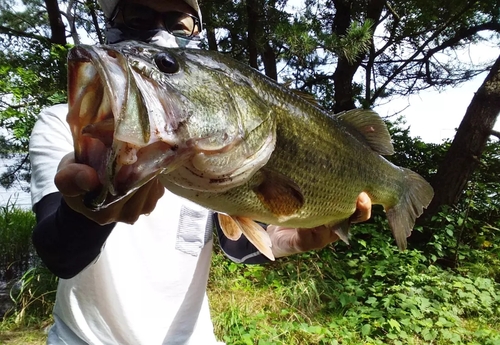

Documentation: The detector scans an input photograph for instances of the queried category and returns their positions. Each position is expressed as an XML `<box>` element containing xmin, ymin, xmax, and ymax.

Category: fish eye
<box><xmin>154</xmin><ymin>52</ymin><xmax>179</xmax><ymax>74</ymax></box>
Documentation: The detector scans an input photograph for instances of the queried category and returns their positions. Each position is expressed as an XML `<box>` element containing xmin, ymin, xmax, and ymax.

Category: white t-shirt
<box><xmin>30</xmin><ymin>104</ymin><xmax>224</xmax><ymax>345</ymax></box>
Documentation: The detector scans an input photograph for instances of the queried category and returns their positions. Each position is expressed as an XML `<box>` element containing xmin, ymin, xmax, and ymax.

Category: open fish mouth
<box><xmin>66</xmin><ymin>43</ymin><xmax>276</xmax><ymax>210</ymax></box>
<box><xmin>67</xmin><ymin>45</ymin><xmax>183</xmax><ymax>209</ymax></box>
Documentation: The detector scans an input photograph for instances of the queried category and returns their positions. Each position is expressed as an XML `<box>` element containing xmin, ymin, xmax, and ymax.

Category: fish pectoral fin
<box><xmin>252</xmin><ymin>169</ymin><xmax>304</xmax><ymax>217</ymax></box>
<box><xmin>217</xmin><ymin>213</ymin><xmax>243</xmax><ymax>241</ymax></box>
<box><xmin>336</xmin><ymin>109</ymin><xmax>394</xmax><ymax>156</ymax></box>
<box><xmin>332</xmin><ymin>220</ymin><xmax>351</xmax><ymax>245</ymax></box>
<box><xmin>218</xmin><ymin>214</ymin><xmax>274</xmax><ymax>261</ymax></box>
<box><xmin>236</xmin><ymin>217</ymin><xmax>275</xmax><ymax>261</ymax></box>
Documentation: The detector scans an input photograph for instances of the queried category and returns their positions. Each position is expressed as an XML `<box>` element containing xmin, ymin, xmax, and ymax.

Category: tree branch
<box><xmin>87</xmin><ymin>0</ymin><xmax>105</xmax><ymax>44</ymax></box>
<box><xmin>0</xmin><ymin>99</ymin><xmax>38</xmax><ymax>110</ymax></box>
<box><xmin>491</xmin><ymin>130</ymin><xmax>500</xmax><ymax>139</ymax></box>
<box><xmin>65</xmin><ymin>0</ymin><xmax>80</xmax><ymax>45</ymax></box>
<box><xmin>426</xmin><ymin>22</ymin><xmax>500</xmax><ymax>59</ymax></box>
<box><xmin>0</xmin><ymin>154</ymin><xmax>29</xmax><ymax>188</ymax></box>
<box><xmin>300</xmin><ymin>73</ymin><xmax>335</xmax><ymax>90</ymax></box>
<box><xmin>370</xmin><ymin>3</ymin><xmax>474</xmax><ymax>103</ymax></box>
<box><xmin>0</xmin><ymin>25</ymin><xmax>51</xmax><ymax>44</ymax></box>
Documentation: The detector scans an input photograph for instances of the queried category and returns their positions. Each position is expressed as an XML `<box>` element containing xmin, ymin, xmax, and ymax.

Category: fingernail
<box><xmin>75</xmin><ymin>171</ymin><xmax>90</xmax><ymax>191</ymax></box>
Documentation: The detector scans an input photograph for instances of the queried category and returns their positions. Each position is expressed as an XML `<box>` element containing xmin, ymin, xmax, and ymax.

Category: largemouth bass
<box><xmin>67</xmin><ymin>41</ymin><xmax>434</xmax><ymax>260</ymax></box>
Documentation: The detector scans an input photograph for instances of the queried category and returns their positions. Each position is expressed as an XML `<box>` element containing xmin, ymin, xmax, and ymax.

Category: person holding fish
<box><xmin>29</xmin><ymin>0</ymin><xmax>373</xmax><ymax>344</ymax></box>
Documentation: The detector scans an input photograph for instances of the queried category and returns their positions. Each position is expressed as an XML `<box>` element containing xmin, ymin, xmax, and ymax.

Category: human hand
<box><xmin>267</xmin><ymin>192</ymin><xmax>372</xmax><ymax>258</ymax></box>
<box><xmin>54</xmin><ymin>153</ymin><xmax>165</xmax><ymax>225</ymax></box>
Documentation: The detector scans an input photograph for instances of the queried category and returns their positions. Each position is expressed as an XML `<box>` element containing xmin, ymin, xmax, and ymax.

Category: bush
<box><xmin>0</xmin><ymin>203</ymin><xmax>57</xmax><ymax>327</ymax></box>
<box><xmin>8</xmin><ymin>265</ymin><xmax>58</xmax><ymax>326</ymax></box>
<box><xmin>209</xmin><ymin>214</ymin><xmax>500</xmax><ymax>345</ymax></box>
<box><xmin>0</xmin><ymin>201</ymin><xmax>36</xmax><ymax>282</ymax></box>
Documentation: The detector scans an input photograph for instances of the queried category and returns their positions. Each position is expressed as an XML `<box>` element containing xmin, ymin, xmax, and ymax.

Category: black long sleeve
<box><xmin>214</xmin><ymin>213</ymin><xmax>271</xmax><ymax>264</ymax></box>
<box><xmin>32</xmin><ymin>192</ymin><xmax>115</xmax><ymax>279</ymax></box>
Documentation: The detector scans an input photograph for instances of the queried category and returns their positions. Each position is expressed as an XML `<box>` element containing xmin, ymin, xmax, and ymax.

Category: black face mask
<box><xmin>106</xmin><ymin>25</ymin><xmax>161</xmax><ymax>44</ymax></box>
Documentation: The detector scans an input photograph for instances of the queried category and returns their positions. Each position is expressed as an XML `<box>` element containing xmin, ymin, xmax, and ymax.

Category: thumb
<box><xmin>55</xmin><ymin>163</ymin><xmax>100</xmax><ymax>197</ymax></box>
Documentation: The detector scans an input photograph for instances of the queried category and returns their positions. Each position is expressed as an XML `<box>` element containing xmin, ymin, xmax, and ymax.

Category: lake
<box><xmin>0</xmin><ymin>157</ymin><xmax>31</xmax><ymax>209</ymax></box>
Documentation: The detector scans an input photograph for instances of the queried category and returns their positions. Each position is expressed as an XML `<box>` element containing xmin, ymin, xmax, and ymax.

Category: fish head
<box><xmin>67</xmin><ymin>42</ymin><xmax>275</xmax><ymax>210</ymax></box>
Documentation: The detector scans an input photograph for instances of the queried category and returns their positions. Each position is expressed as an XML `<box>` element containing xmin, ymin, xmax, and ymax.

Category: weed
<box><xmin>1</xmin><ymin>192</ymin><xmax>499</xmax><ymax>345</ymax></box>
<box><xmin>8</xmin><ymin>265</ymin><xmax>58</xmax><ymax>325</ymax></box>
<box><xmin>209</xmin><ymin>209</ymin><xmax>500</xmax><ymax>345</ymax></box>
<box><xmin>0</xmin><ymin>200</ymin><xmax>36</xmax><ymax>282</ymax></box>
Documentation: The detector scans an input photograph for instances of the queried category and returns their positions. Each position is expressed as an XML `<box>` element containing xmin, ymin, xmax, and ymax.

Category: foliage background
<box><xmin>0</xmin><ymin>0</ymin><xmax>500</xmax><ymax>344</ymax></box>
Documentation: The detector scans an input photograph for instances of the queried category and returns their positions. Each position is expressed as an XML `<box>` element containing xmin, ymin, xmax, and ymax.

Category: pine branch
<box><xmin>0</xmin><ymin>24</ymin><xmax>51</xmax><ymax>44</ymax></box>
<box><xmin>425</xmin><ymin>22</ymin><xmax>500</xmax><ymax>59</ymax></box>
<box><xmin>370</xmin><ymin>3</ymin><xmax>474</xmax><ymax>103</ymax></box>
<box><xmin>87</xmin><ymin>0</ymin><xmax>105</xmax><ymax>44</ymax></box>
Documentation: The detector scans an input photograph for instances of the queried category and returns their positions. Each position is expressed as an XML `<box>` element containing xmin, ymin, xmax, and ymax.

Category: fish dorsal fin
<box><xmin>289</xmin><ymin>89</ymin><xmax>319</xmax><ymax>107</ymax></box>
<box><xmin>281</xmin><ymin>80</ymin><xmax>320</xmax><ymax>107</ymax></box>
<box><xmin>252</xmin><ymin>169</ymin><xmax>305</xmax><ymax>217</ymax></box>
<box><xmin>336</xmin><ymin>109</ymin><xmax>394</xmax><ymax>155</ymax></box>
<box><xmin>218</xmin><ymin>214</ymin><xmax>275</xmax><ymax>261</ymax></box>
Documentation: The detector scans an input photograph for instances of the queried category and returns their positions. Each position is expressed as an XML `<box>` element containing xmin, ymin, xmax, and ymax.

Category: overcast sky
<box><xmin>375</xmin><ymin>70</ymin><xmax>500</xmax><ymax>143</ymax></box>
<box><xmin>375</xmin><ymin>43</ymin><xmax>499</xmax><ymax>144</ymax></box>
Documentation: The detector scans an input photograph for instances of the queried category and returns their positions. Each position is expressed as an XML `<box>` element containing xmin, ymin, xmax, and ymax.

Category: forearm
<box><xmin>32</xmin><ymin>193</ymin><xmax>115</xmax><ymax>279</ymax></box>
<box><xmin>213</xmin><ymin>213</ymin><xmax>271</xmax><ymax>264</ymax></box>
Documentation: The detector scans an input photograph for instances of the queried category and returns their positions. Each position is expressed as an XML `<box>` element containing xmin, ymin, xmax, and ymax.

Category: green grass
<box><xmin>0</xmin><ymin>329</ymin><xmax>46</xmax><ymax>345</ymax></box>
<box><xmin>0</xmin><ymin>317</ymin><xmax>49</xmax><ymax>345</ymax></box>
<box><xmin>0</xmin><ymin>203</ymin><xmax>53</xmax><ymax>345</ymax></box>
<box><xmin>1</xmin><ymin>206</ymin><xmax>500</xmax><ymax>345</ymax></box>
<box><xmin>0</xmin><ymin>201</ymin><xmax>36</xmax><ymax>278</ymax></box>
<box><xmin>208</xmin><ymin>216</ymin><xmax>500</xmax><ymax>345</ymax></box>
<box><xmin>208</xmin><ymin>251</ymin><xmax>500</xmax><ymax>345</ymax></box>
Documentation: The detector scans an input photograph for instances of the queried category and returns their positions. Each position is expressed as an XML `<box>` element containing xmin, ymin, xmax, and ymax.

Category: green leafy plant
<box><xmin>0</xmin><ymin>200</ymin><xmax>36</xmax><ymax>281</ymax></box>
<box><xmin>9</xmin><ymin>265</ymin><xmax>58</xmax><ymax>326</ymax></box>
<box><xmin>210</xmin><ymin>210</ymin><xmax>500</xmax><ymax>344</ymax></box>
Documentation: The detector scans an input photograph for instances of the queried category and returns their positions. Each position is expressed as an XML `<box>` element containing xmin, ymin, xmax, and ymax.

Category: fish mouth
<box><xmin>67</xmin><ymin>44</ymin><xmax>278</xmax><ymax>210</ymax></box>
<box><xmin>67</xmin><ymin>45</ymin><xmax>180</xmax><ymax>210</ymax></box>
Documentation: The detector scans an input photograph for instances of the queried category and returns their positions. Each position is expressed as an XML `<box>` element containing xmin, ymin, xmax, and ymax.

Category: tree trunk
<box><xmin>246</xmin><ymin>0</ymin><xmax>259</xmax><ymax>69</ymax></box>
<box><xmin>200</xmin><ymin>0</ymin><xmax>218</xmax><ymax>51</ymax></box>
<box><xmin>428</xmin><ymin>54</ymin><xmax>500</xmax><ymax>214</ymax></box>
<box><xmin>87</xmin><ymin>0</ymin><xmax>105</xmax><ymax>44</ymax></box>
<box><xmin>409</xmin><ymin>54</ymin><xmax>500</xmax><ymax>245</ymax></box>
<box><xmin>332</xmin><ymin>0</ymin><xmax>355</xmax><ymax>112</ymax></box>
<box><xmin>332</xmin><ymin>0</ymin><xmax>385</xmax><ymax>112</ymax></box>
<box><xmin>45</xmin><ymin>0</ymin><xmax>67</xmax><ymax>45</ymax></box>
<box><xmin>262</xmin><ymin>41</ymin><xmax>277</xmax><ymax>80</ymax></box>
<box><xmin>206</xmin><ymin>27</ymin><xmax>218</xmax><ymax>51</ymax></box>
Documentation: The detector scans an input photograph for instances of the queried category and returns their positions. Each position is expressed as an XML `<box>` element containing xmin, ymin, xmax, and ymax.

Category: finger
<box><xmin>55</xmin><ymin>163</ymin><xmax>100</xmax><ymax>197</ymax></box>
<box><xmin>296</xmin><ymin>226</ymin><xmax>332</xmax><ymax>251</ymax></box>
<box><xmin>119</xmin><ymin>191</ymin><xmax>148</xmax><ymax>224</ymax></box>
<box><xmin>119</xmin><ymin>178</ymin><xmax>164</xmax><ymax>224</ymax></box>
<box><xmin>142</xmin><ymin>179</ymin><xmax>165</xmax><ymax>215</ymax></box>
<box><xmin>318</xmin><ymin>225</ymin><xmax>341</xmax><ymax>245</ymax></box>
<box><xmin>351</xmin><ymin>192</ymin><xmax>372</xmax><ymax>223</ymax></box>
<box><xmin>57</xmin><ymin>152</ymin><xmax>75</xmax><ymax>170</ymax></box>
